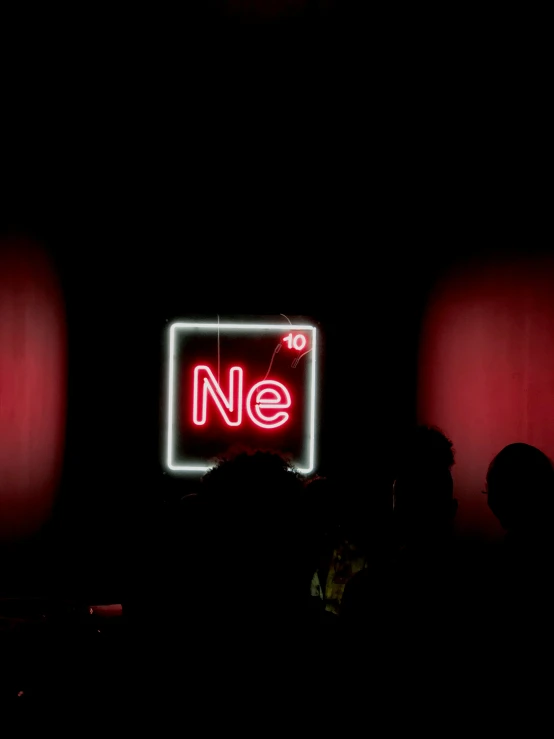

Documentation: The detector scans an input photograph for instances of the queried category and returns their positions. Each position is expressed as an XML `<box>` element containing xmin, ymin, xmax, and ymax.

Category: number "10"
<box><xmin>283</xmin><ymin>333</ymin><xmax>307</xmax><ymax>350</ymax></box>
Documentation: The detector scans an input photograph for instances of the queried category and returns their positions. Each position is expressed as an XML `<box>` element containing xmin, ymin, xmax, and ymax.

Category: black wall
<box><xmin>2</xmin><ymin>0</ymin><xmax>539</xmax><ymax>599</ymax></box>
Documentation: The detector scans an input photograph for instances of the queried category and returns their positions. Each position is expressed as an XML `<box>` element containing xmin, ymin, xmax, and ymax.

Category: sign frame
<box><xmin>165</xmin><ymin>321</ymin><xmax>318</xmax><ymax>474</ymax></box>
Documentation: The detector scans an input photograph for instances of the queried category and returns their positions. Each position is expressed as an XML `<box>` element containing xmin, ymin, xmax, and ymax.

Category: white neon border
<box><xmin>166</xmin><ymin>322</ymin><xmax>317</xmax><ymax>475</ymax></box>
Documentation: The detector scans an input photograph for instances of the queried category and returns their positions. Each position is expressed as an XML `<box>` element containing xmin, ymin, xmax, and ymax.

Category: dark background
<box><xmin>0</xmin><ymin>1</ymin><xmax>544</xmax><ymax>600</ymax></box>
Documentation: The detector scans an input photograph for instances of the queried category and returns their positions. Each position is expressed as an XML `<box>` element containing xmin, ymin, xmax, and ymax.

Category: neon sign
<box><xmin>192</xmin><ymin>366</ymin><xmax>292</xmax><ymax>429</ymax></box>
<box><xmin>283</xmin><ymin>332</ymin><xmax>307</xmax><ymax>351</ymax></box>
<box><xmin>166</xmin><ymin>321</ymin><xmax>318</xmax><ymax>474</ymax></box>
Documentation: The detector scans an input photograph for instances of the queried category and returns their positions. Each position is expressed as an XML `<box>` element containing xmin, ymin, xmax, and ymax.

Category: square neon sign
<box><xmin>166</xmin><ymin>321</ymin><xmax>318</xmax><ymax>474</ymax></box>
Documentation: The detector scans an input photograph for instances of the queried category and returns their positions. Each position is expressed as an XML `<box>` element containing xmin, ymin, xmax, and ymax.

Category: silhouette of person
<box><xmin>484</xmin><ymin>442</ymin><xmax>554</xmax><ymax>627</ymax></box>
<box><xmin>188</xmin><ymin>452</ymin><xmax>319</xmax><ymax>648</ymax></box>
<box><xmin>479</xmin><ymin>442</ymin><xmax>554</xmax><ymax>711</ymax></box>
<box><xmin>167</xmin><ymin>450</ymin><xmax>330</xmax><ymax>719</ymax></box>
<box><xmin>340</xmin><ymin>425</ymin><xmax>459</xmax><ymax>671</ymax></box>
<box><xmin>114</xmin><ymin>452</ymin><xmax>320</xmax><ymax>716</ymax></box>
<box><xmin>301</xmin><ymin>476</ymin><xmax>337</xmax><ymax>615</ymax></box>
<box><xmin>486</xmin><ymin>442</ymin><xmax>554</xmax><ymax>536</ymax></box>
<box><xmin>302</xmin><ymin>475</ymin><xmax>364</xmax><ymax>619</ymax></box>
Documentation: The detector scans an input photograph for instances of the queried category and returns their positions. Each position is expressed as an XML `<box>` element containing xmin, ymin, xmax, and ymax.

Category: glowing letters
<box><xmin>193</xmin><ymin>365</ymin><xmax>243</xmax><ymax>426</ymax></box>
<box><xmin>166</xmin><ymin>321</ymin><xmax>318</xmax><ymax>474</ymax></box>
<box><xmin>246</xmin><ymin>380</ymin><xmax>291</xmax><ymax>428</ymax></box>
<box><xmin>283</xmin><ymin>332</ymin><xmax>307</xmax><ymax>350</ymax></box>
<box><xmin>193</xmin><ymin>367</ymin><xmax>291</xmax><ymax>429</ymax></box>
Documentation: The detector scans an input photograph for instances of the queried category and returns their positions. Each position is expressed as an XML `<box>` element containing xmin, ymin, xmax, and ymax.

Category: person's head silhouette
<box><xmin>393</xmin><ymin>425</ymin><xmax>457</xmax><ymax>541</ymax></box>
<box><xmin>199</xmin><ymin>450</ymin><xmax>310</xmax><ymax>617</ymax></box>
<box><xmin>486</xmin><ymin>443</ymin><xmax>554</xmax><ymax>532</ymax></box>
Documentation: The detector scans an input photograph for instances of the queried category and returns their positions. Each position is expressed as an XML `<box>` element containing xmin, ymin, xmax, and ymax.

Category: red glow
<box><xmin>0</xmin><ymin>237</ymin><xmax>66</xmax><ymax>541</ymax></box>
<box><xmin>193</xmin><ymin>365</ymin><xmax>243</xmax><ymax>426</ymax></box>
<box><xmin>191</xmin><ymin>365</ymin><xmax>292</xmax><ymax>429</ymax></box>
<box><xmin>246</xmin><ymin>380</ymin><xmax>291</xmax><ymax>428</ymax></box>
<box><xmin>418</xmin><ymin>255</ymin><xmax>554</xmax><ymax>539</ymax></box>
<box><xmin>283</xmin><ymin>332</ymin><xmax>307</xmax><ymax>350</ymax></box>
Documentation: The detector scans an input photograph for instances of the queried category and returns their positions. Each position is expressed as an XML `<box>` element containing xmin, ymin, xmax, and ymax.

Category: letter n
<box><xmin>192</xmin><ymin>365</ymin><xmax>243</xmax><ymax>426</ymax></box>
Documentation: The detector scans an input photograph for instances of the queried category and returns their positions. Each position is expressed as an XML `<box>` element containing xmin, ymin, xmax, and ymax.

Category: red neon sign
<box><xmin>166</xmin><ymin>321</ymin><xmax>318</xmax><ymax>474</ymax></box>
<box><xmin>193</xmin><ymin>366</ymin><xmax>291</xmax><ymax>429</ymax></box>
